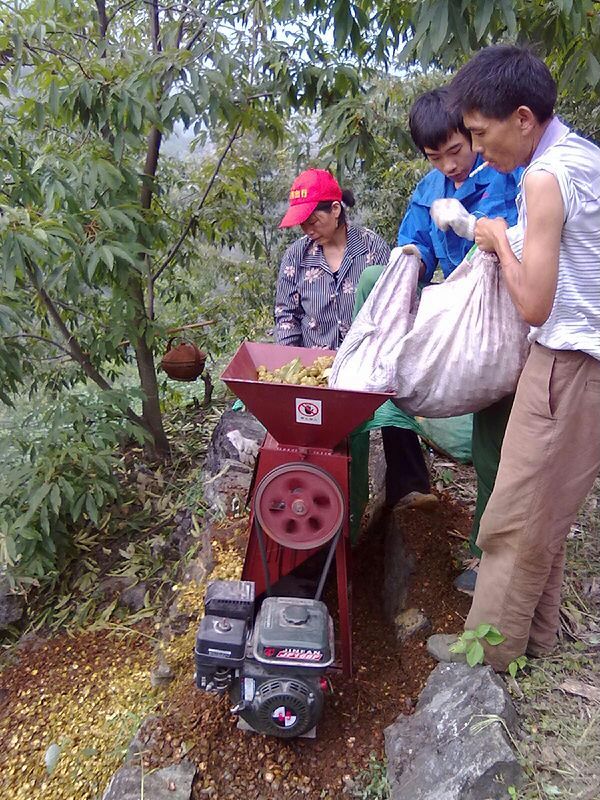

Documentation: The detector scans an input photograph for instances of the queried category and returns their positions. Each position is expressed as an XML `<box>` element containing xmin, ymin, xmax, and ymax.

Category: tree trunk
<box><xmin>130</xmin><ymin>276</ymin><xmax>171</xmax><ymax>459</ymax></box>
<box><xmin>94</xmin><ymin>0</ymin><xmax>169</xmax><ymax>459</ymax></box>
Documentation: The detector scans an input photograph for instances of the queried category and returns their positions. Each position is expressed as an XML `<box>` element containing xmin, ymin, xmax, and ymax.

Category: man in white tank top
<box><xmin>427</xmin><ymin>45</ymin><xmax>600</xmax><ymax>671</ymax></box>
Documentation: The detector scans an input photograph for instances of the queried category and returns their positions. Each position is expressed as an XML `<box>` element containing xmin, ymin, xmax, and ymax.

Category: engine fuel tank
<box><xmin>253</xmin><ymin>596</ymin><xmax>334</xmax><ymax>668</ymax></box>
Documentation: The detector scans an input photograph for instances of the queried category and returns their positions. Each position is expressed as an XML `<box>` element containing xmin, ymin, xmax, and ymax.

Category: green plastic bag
<box><xmin>415</xmin><ymin>415</ymin><xmax>473</xmax><ymax>464</ymax></box>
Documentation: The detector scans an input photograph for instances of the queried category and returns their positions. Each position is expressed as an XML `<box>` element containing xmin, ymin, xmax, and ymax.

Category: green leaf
<box><xmin>498</xmin><ymin>0</ymin><xmax>517</xmax><ymax>37</ymax></box>
<box><xmin>72</xmin><ymin>493</ymin><xmax>86</xmax><ymax>522</ymax></box>
<box><xmin>86</xmin><ymin>248</ymin><xmax>102</xmax><ymax>281</ymax></box>
<box><xmin>100</xmin><ymin>245</ymin><xmax>115</xmax><ymax>271</ymax></box>
<box><xmin>58</xmin><ymin>477</ymin><xmax>75</xmax><ymax>502</ymax></box>
<box><xmin>79</xmin><ymin>81</ymin><xmax>92</xmax><ymax>109</ymax></box>
<box><xmin>48</xmin><ymin>79</ymin><xmax>60</xmax><ymax>117</ymax></box>
<box><xmin>473</xmin><ymin>0</ymin><xmax>494</xmax><ymax>40</ymax></box>
<box><xmin>474</xmin><ymin>623</ymin><xmax>491</xmax><ymax>638</ymax></box>
<box><xmin>178</xmin><ymin>93</ymin><xmax>197</xmax><ymax>120</ymax></box>
<box><xmin>449</xmin><ymin>638</ymin><xmax>468</xmax><ymax>654</ymax></box>
<box><xmin>333</xmin><ymin>0</ymin><xmax>353</xmax><ymax>49</ymax></box>
<box><xmin>484</xmin><ymin>629</ymin><xmax>506</xmax><ymax>646</ymax></box>
<box><xmin>587</xmin><ymin>52</ymin><xmax>600</xmax><ymax>88</ymax></box>
<box><xmin>16</xmin><ymin>483</ymin><xmax>51</xmax><ymax>527</ymax></box>
<box><xmin>49</xmin><ymin>483</ymin><xmax>61</xmax><ymax>515</ymax></box>
<box><xmin>39</xmin><ymin>502</ymin><xmax>50</xmax><ymax>535</ymax></box>
<box><xmin>96</xmin><ymin>159</ymin><xmax>124</xmax><ymax>189</ymax></box>
<box><xmin>466</xmin><ymin>640</ymin><xmax>485</xmax><ymax>667</ymax></box>
<box><xmin>429</xmin><ymin>1</ymin><xmax>449</xmax><ymax>54</ymax></box>
<box><xmin>109</xmin><ymin>209</ymin><xmax>137</xmax><ymax>232</ymax></box>
<box><xmin>85</xmin><ymin>493</ymin><xmax>99</xmax><ymax>524</ymax></box>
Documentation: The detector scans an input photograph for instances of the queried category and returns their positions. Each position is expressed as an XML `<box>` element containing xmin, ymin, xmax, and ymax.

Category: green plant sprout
<box><xmin>450</xmin><ymin>625</ymin><xmax>529</xmax><ymax>676</ymax></box>
<box><xmin>507</xmin><ymin>655</ymin><xmax>528</xmax><ymax>679</ymax></box>
<box><xmin>450</xmin><ymin>623</ymin><xmax>506</xmax><ymax>666</ymax></box>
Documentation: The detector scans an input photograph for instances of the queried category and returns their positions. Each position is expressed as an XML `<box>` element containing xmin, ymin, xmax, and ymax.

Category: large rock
<box><xmin>381</xmin><ymin>510</ymin><xmax>414</xmax><ymax>624</ymax></box>
<box><xmin>362</xmin><ymin>430</ymin><xmax>414</xmax><ymax>626</ymax></box>
<box><xmin>368</xmin><ymin>428</ymin><xmax>387</xmax><ymax>501</ymax></box>
<box><xmin>385</xmin><ymin>663</ymin><xmax>522</xmax><ymax>800</ymax></box>
<box><xmin>203</xmin><ymin>409</ymin><xmax>265</xmax><ymax>517</ymax></box>
<box><xmin>0</xmin><ymin>575</ymin><xmax>24</xmax><ymax>631</ymax></box>
<box><xmin>102</xmin><ymin>760</ymin><xmax>196</xmax><ymax>800</ymax></box>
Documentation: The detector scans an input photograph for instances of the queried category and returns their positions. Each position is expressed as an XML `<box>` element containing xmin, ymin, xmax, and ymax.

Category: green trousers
<box><xmin>469</xmin><ymin>393</ymin><xmax>514</xmax><ymax>557</ymax></box>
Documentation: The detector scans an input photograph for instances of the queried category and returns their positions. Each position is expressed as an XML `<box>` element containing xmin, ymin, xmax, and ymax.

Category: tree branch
<box><xmin>150</xmin><ymin>0</ymin><xmax>162</xmax><ymax>52</ymax></box>
<box><xmin>140</xmin><ymin>126</ymin><xmax>162</xmax><ymax>213</ymax></box>
<box><xmin>4</xmin><ymin>333</ymin><xmax>73</xmax><ymax>357</ymax></box>
<box><xmin>105</xmin><ymin>0</ymin><xmax>138</xmax><ymax>30</ymax></box>
<box><xmin>23</xmin><ymin>260</ymin><xmax>147</xmax><ymax>430</ymax></box>
<box><xmin>139</xmin><ymin>124</ymin><xmax>162</xmax><ymax>319</ymax></box>
<box><xmin>117</xmin><ymin>319</ymin><xmax>214</xmax><ymax>348</ymax></box>
<box><xmin>23</xmin><ymin>42</ymin><xmax>93</xmax><ymax>79</ymax></box>
<box><xmin>152</xmin><ymin>119</ymin><xmax>243</xmax><ymax>283</ymax></box>
<box><xmin>53</xmin><ymin>298</ymin><xmax>100</xmax><ymax>324</ymax></box>
<box><xmin>182</xmin><ymin>0</ymin><xmax>232</xmax><ymax>51</ymax></box>
<box><xmin>95</xmin><ymin>0</ymin><xmax>108</xmax><ymax>55</ymax></box>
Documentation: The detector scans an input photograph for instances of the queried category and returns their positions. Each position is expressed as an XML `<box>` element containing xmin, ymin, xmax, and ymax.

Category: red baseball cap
<box><xmin>279</xmin><ymin>168</ymin><xmax>343</xmax><ymax>228</ymax></box>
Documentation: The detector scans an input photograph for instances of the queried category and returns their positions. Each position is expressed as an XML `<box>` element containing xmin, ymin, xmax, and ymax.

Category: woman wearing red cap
<box><xmin>275</xmin><ymin>169</ymin><xmax>393</xmax><ymax>536</ymax></box>
<box><xmin>275</xmin><ymin>168</ymin><xmax>437</xmax><ymax>522</ymax></box>
<box><xmin>275</xmin><ymin>168</ymin><xmax>390</xmax><ymax>349</ymax></box>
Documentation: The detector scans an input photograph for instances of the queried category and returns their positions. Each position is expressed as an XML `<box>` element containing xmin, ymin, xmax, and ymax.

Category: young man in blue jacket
<box><xmin>398</xmin><ymin>88</ymin><xmax>521</xmax><ymax>280</ymax></box>
<box><xmin>363</xmin><ymin>88</ymin><xmax>521</xmax><ymax>591</ymax></box>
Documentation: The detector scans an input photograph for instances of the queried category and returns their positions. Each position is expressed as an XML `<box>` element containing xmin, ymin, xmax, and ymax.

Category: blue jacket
<box><xmin>397</xmin><ymin>157</ymin><xmax>523</xmax><ymax>282</ymax></box>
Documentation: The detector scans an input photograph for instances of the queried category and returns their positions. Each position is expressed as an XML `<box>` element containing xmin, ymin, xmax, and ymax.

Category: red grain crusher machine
<box><xmin>194</xmin><ymin>342</ymin><xmax>392</xmax><ymax>738</ymax></box>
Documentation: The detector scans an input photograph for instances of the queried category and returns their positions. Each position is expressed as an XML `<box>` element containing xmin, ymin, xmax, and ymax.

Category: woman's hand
<box><xmin>474</xmin><ymin>217</ymin><xmax>509</xmax><ymax>253</ymax></box>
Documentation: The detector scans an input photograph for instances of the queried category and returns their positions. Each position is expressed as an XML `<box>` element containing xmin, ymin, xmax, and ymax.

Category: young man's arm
<box><xmin>474</xmin><ymin>171</ymin><xmax>563</xmax><ymax>326</ymax></box>
<box><xmin>397</xmin><ymin>199</ymin><xmax>436</xmax><ymax>280</ymax></box>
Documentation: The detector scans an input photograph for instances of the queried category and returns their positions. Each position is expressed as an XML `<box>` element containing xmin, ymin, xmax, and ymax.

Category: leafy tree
<box><xmin>0</xmin><ymin>391</ymin><xmax>131</xmax><ymax>581</ymax></box>
<box><xmin>356</xmin><ymin>0</ymin><xmax>600</xmax><ymax>100</ymax></box>
<box><xmin>0</xmin><ymin>0</ymin><xmax>365</xmax><ymax>457</ymax></box>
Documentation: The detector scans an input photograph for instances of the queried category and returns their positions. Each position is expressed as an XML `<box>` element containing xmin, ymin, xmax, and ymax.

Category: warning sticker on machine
<box><xmin>295</xmin><ymin>398</ymin><xmax>322</xmax><ymax>425</ymax></box>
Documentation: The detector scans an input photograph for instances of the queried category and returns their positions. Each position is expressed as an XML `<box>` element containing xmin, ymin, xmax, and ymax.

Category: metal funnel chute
<box><xmin>221</xmin><ymin>342</ymin><xmax>393</xmax><ymax>450</ymax></box>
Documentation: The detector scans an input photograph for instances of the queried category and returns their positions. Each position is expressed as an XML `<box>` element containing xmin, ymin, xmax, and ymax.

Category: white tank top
<box><xmin>518</xmin><ymin>121</ymin><xmax>600</xmax><ymax>361</ymax></box>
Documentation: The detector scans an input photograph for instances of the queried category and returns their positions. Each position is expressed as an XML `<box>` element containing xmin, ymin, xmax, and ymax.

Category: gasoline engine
<box><xmin>195</xmin><ymin>579</ymin><xmax>333</xmax><ymax>738</ymax></box>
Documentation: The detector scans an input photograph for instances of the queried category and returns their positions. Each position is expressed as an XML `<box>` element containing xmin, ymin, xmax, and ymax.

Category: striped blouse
<box><xmin>519</xmin><ymin>118</ymin><xmax>600</xmax><ymax>361</ymax></box>
<box><xmin>274</xmin><ymin>225</ymin><xmax>391</xmax><ymax>349</ymax></box>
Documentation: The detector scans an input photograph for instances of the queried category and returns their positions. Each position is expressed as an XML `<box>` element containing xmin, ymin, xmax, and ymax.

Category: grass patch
<box><xmin>349</xmin><ymin>754</ymin><xmax>390</xmax><ymax>799</ymax></box>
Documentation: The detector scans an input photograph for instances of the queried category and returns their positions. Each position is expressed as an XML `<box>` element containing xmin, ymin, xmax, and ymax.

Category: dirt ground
<box><xmin>0</xmin><ymin>478</ymin><xmax>473</xmax><ymax>800</ymax></box>
<box><xmin>127</xmin><ymin>492</ymin><xmax>473</xmax><ymax>799</ymax></box>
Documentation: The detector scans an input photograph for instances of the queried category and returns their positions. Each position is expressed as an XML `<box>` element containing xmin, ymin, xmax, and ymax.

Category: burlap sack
<box><xmin>329</xmin><ymin>228</ymin><xmax>530</xmax><ymax>417</ymax></box>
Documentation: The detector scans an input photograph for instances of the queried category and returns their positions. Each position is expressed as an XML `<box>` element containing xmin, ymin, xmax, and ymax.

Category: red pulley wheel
<box><xmin>253</xmin><ymin>463</ymin><xmax>345</xmax><ymax>549</ymax></box>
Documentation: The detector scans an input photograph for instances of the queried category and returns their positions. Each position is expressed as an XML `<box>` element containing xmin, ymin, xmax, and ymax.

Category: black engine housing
<box><xmin>194</xmin><ymin>581</ymin><xmax>333</xmax><ymax>738</ymax></box>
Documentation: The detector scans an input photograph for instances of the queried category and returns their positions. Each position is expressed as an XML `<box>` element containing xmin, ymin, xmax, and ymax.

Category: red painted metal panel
<box><xmin>241</xmin><ymin>435</ymin><xmax>354</xmax><ymax>676</ymax></box>
<box><xmin>221</xmin><ymin>341</ymin><xmax>393</xmax><ymax>450</ymax></box>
